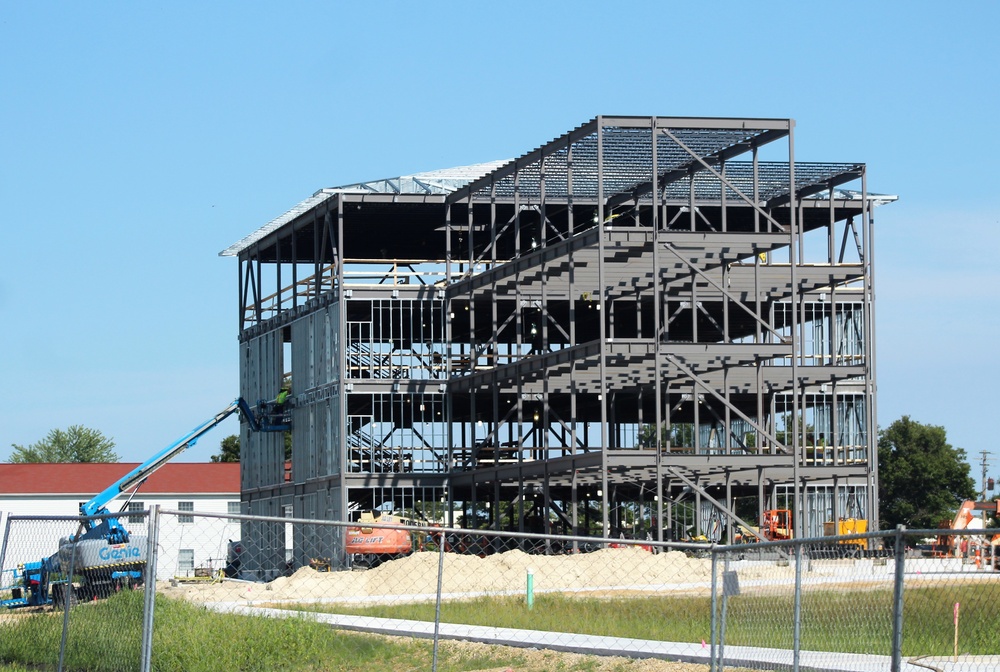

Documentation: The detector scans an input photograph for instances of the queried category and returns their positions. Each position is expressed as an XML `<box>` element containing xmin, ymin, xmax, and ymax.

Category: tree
<box><xmin>212</xmin><ymin>435</ymin><xmax>241</xmax><ymax>463</ymax></box>
<box><xmin>878</xmin><ymin>416</ymin><xmax>976</xmax><ymax>530</ymax></box>
<box><xmin>9</xmin><ymin>426</ymin><xmax>119</xmax><ymax>463</ymax></box>
<box><xmin>637</xmin><ymin>423</ymin><xmax>696</xmax><ymax>448</ymax></box>
<box><xmin>210</xmin><ymin>433</ymin><xmax>291</xmax><ymax>463</ymax></box>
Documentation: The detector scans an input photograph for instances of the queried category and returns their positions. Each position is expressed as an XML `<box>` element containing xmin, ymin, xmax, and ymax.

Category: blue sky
<box><xmin>2</xmin><ymin>2</ymin><xmax>998</xmax><ymax>480</ymax></box>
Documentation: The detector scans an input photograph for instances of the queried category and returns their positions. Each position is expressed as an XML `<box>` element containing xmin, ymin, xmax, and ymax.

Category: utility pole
<box><xmin>981</xmin><ymin>451</ymin><xmax>990</xmax><ymax>500</ymax></box>
<box><xmin>980</xmin><ymin>451</ymin><xmax>992</xmax><ymax>529</ymax></box>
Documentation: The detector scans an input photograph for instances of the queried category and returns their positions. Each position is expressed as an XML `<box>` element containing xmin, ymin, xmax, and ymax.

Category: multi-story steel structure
<box><xmin>221</xmin><ymin>116</ymin><xmax>892</xmax><ymax>564</ymax></box>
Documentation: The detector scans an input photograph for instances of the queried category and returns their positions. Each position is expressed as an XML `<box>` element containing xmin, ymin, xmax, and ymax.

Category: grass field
<box><xmin>283</xmin><ymin>583</ymin><xmax>1000</xmax><ymax>657</ymax></box>
<box><xmin>2</xmin><ymin>582</ymin><xmax>998</xmax><ymax>670</ymax></box>
<box><xmin>0</xmin><ymin>591</ymin><xmax>704</xmax><ymax>672</ymax></box>
<box><xmin>1</xmin><ymin>591</ymin><xmax>419</xmax><ymax>672</ymax></box>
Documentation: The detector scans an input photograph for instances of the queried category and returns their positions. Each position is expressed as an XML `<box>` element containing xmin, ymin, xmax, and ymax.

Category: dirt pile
<box><xmin>161</xmin><ymin>548</ymin><xmax>714</xmax><ymax>604</ymax></box>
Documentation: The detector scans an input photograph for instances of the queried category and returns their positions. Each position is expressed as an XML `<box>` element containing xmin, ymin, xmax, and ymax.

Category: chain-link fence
<box><xmin>0</xmin><ymin>511</ymin><xmax>154</xmax><ymax>672</ymax></box>
<box><xmin>709</xmin><ymin>528</ymin><xmax>1000</xmax><ymax>672</ymax></box>
<box><xmin>3</xmin><ymin>510</ymin><xmax>1000</xmax><ymax>671</ymax></box>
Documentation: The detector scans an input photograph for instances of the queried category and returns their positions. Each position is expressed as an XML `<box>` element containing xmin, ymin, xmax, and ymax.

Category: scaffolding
<box><xmin>223</xmin><ymin>115</ymin><xmax>893</xmax><ymax>558</ymax></box>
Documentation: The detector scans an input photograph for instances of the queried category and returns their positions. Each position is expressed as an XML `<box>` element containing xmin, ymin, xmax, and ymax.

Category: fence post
<box><xmin>0</xmin><ymin>512</ymin><xmax>12</xmax><ymax>580</ymax></box>
<box><xmin>431</xmin><ymin>530</ymin><xmax>446</xmax><ymax>672</ymax></box>
<box><xmin>792</xmin><ymin>540</ymin><xmax>802</xmax><ymax>672</ymax></box>
<box><xmin>57</xmin><ymin>526</ymin><xmax>78</xmax><ymax>672</ymax></box>
<box><xmin>140</xmin><ymin>505</ymin><xmax>161</xmax><ymax>672</ymax></box>
<box><xmin>891</xmin><ymin>525</ymin><xmax>905</xmax><ymax>672</ymax></box>
<box><xmin>719</xmin><ymin>552</ymin><xmax>736</xmax><ymax>672</ymax></box>
<box><xmin>709</xmin><ymin>547</ymin><xmax>719</xmax><ymax>672</ymax></box>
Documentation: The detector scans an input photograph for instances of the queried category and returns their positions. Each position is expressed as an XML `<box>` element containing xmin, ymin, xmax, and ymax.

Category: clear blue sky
<box><xmin>2</xmin><ymin>3</ymin><xmax>998</xmax><ymax>480</ymax></box>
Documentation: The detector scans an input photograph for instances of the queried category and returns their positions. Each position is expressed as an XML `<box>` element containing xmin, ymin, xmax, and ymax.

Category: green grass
<box><xmin>3</xmin><ymin>583</ymin><xmax>998</xmax><ymax>670</ymax></box>
<box><xmin>285</xmin><ymin>583</ymin><xmax>1000</xmax><ymax>657</ymax></box>
<box><xmin>0</xmin><ymin>591</ymin><xmax>534</xmax><ymax>672</ymax></box>
<box><xmin>290</xmin><ymin>593</ymin><xmax>712</xmax><ymax>644</ymax></box>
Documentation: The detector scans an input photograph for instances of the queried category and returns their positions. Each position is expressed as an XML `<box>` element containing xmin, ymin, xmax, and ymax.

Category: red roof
<box><xmin>0</xmin><ymin>462</ymin><xmax>240</xmax><ymax>495</ymax></box>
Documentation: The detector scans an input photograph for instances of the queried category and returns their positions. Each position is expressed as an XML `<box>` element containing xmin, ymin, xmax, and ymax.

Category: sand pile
<box><xmin>161</xmin><ymin>548</ymin><xmax>717</xmax><ymax>604</ymax></box>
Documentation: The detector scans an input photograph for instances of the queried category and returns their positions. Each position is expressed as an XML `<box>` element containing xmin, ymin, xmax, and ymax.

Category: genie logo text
<box><xmin>99</xmin><ymin>544</ymin><xmax>142</xmax><ymax>561</ymax></box>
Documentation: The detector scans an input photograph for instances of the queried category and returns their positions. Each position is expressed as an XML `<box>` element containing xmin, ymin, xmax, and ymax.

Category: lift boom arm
<box><xmin>78</xmin><ymin>398</ymin><xmax>263</xmax><ymax>541</ymax></box>
<box><xmin>2</xmin><ymin>397</ymin><xmax>282</xmax><ymax>609</ymax></box>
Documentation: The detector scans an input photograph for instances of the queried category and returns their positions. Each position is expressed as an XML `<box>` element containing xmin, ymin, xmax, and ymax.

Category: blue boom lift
<box><xmin>1</xmin><ymin>397</ymin><xmax>286</xmax><ymax>609</ymax></box>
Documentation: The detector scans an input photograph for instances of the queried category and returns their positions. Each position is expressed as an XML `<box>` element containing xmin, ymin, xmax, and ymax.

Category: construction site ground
<box><xmin>154</xmin><ymin>548</ymin><xmax>998</xmax><ymax>672</ymax></box>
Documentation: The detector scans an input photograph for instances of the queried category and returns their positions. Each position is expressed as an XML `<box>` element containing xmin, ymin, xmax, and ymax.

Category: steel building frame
<box><xmin>222</xmin><ymin>116</ymin><xmax>891</xmax><ymax>561</ymax></box>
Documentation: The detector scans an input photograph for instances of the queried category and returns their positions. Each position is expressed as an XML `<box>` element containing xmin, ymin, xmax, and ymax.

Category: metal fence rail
<box><xmin>2</xmin><ymin>509</ymin><xmax>999</xmax><ymax>672</ymax></box>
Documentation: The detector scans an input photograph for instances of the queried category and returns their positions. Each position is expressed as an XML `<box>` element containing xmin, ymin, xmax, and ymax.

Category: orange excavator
<box><xmin>346</xmin><ymin>511</ymin><xmax>417</xmax><ymax>568</ymax></box>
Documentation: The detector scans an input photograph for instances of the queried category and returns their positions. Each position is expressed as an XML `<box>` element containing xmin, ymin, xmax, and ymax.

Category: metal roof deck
<box><xmin>221</xmin><ymin>116</ymin><xmax>893</xmax><ymax>259</ymax></box>
<box><xmin>220</xmin><ymin>161</ymin><xmax>507</xmax><ymax>257</ymax></box>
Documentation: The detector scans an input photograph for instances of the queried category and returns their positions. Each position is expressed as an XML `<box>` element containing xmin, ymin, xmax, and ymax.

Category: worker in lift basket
<box><xmin>273</xmin><ymin>384</ymin><xmax>291</xmax><ymax>421</ymax></box>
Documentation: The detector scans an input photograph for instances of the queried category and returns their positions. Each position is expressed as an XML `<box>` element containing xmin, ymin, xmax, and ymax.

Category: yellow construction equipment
<box><xmin>823</xmin><ymin>518</ymin><xmax>868</xmax><ymax>548</ymax></box>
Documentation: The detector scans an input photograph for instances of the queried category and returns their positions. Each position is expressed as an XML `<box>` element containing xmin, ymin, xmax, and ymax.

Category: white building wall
<box><xmin>155</xmin><ymin>507</ymin><xmax>242</xmax><ymax>580</ymax></box>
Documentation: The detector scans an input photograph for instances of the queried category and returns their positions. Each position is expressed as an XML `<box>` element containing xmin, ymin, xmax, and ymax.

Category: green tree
<box><xmin>9</xmin><ymin>426</ymin><xmax>119</xmax><ymax>463</ymax></box>
<box><xmin>636</xmin><ymin>423</ymin><xmax>661</xmax><ymax>448</ymax></box>
<box><xmin>210</xmin><ymin>432</ymin><xmax>291</xmax><ymax>463</ymax></box>
<box><xmin>878</xmin><ymin>416</ymin><xmax>976</xmax><ymax>530</ymax></box>
<box><xmin>637</xmin><ymin>423</ymin><xmax>696</xmax><ymax>448</ymax></box>
<box><xmin>212</xmin><ymin>434</ymin><xmax>241</xmax><ymax>463</ymax></box>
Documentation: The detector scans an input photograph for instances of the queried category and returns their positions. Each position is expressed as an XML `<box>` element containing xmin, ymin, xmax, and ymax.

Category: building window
<box><xmin>178</xmin><ymin>549</ymin><xmax>194</xmax><ymax>575</ymax></box>
<box><xmin>127</xmin><ymin>502</ymin><xmax>145</xmax><ymax>524</ymax></box>
<box><xmin>178</xmin><ymin>501</ymin><xmax>194</xmax><ymax>523</ymax></box>
<box><xmin>228</xmin><ymin>501</ymin><xmax>241</xmax><ymax>516</ymax></box>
